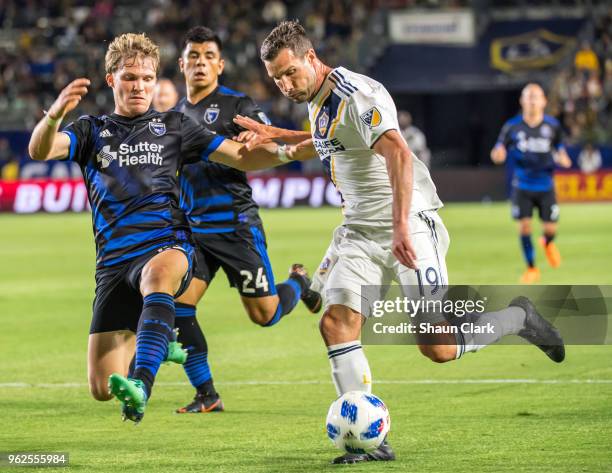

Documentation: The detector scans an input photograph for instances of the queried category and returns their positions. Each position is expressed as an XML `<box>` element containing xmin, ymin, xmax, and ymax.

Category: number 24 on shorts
<box><xmin>240</xmin><ymin>267</ymin><xmax>269</xmax><ymax>294</ymax></box>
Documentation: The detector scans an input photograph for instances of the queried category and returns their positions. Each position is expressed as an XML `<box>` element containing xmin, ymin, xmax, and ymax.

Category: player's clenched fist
<box><xmin>490</xmin><ymin>144</ymin><xmax>507</xmax><ymax>164</ymax></box>
<box><xmin>47</xmin><ymin>78</ymin><xmax>91</xmax><ymax>120</ymax></box>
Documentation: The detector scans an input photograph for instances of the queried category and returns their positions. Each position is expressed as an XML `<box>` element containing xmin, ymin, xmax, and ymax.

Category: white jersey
<box><xmin>308</xmin><ymin>67</ymin><xmax>442</xmax><ymax>226</ymax></box>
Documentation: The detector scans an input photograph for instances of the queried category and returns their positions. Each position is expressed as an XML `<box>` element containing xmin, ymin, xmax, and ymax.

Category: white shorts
<box><xmin>311</xmin><ymin>210</ymin><xmax>450</xmax><ymax>320</ymax></box>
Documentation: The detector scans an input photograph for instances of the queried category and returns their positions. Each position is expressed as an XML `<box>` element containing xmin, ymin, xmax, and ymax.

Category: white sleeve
<box><xmin>348</xmin><ymin>83</ymin><xmax>399</xmax><ymax>148</ymax></box>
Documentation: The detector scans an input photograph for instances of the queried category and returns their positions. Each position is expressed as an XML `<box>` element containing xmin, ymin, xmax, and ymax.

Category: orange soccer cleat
<box><xmin>540</xmin><ymin>238</ymin><xmax>562</xmax><ymax>268</ymax></box>
<box><xmin>520</xmin><ymin>267</ymin><xmax>541</xmax><ymax>284</ymax></box>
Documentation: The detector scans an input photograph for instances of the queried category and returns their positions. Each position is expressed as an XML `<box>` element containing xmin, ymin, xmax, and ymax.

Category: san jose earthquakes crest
<box><xmin>148</xmin><ymin>120</ymin><xmax>166</xmax><ymax>136</ymax></box>
<box><xmin>204</xmin><ymin>107</ymin><xmax>220</xmax><ymax>124</ymax></box>
<box><xmin>540</xmin><ymin>124</ymin><xmax>552</xmax><ymax>138</ymax></box>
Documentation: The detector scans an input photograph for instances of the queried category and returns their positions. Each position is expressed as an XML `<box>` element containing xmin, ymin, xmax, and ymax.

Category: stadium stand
<box><xmin>0</xmin><ymin>1</ymin><xmax>610</xmax><ymax>203</ymax></box>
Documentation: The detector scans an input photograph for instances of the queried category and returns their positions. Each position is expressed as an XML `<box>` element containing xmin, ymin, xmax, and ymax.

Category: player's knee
<box><xmin>247</xmin><ymin>306</ymin><xmax>275</xmax><ymax>326</ymax></box>
<box><xmin>419</xmin><ymin>344</ymin><xmax>456</xmax><ymax>363</ymax></box>
<box><xmin>319</xmin><ymin>307</ymin><xmax>360</xmax><ymax>339</ymax></box>
<box><xmin>319</xmin><ymin>310</ymin><xmax>338</xmax><ymax>338</ymax></box>
<box><xmin>519</xmin><ymin>221</ymin><xmax>532</xmax><ymax>235</ymax></box>
<box><xmin>140</xmin><ymin>264</ymin><xmax>172</xmax><ymax>292</ymax></box>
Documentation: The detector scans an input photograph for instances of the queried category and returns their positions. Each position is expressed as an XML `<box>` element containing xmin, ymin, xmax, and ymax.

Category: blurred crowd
<box><xmin>549</xmin><ymin>10</ymin><xmax>612</xmax><ymax>147</ymax></box>
<box><xmin>0</xmin><ymin>0</ymin><xmax>379</xmax><ymax>132</ymax></box>
<box><xmin>0</xmin><ymin>1</ymin><xmax>610</xmax><ymax>174</ymax></box>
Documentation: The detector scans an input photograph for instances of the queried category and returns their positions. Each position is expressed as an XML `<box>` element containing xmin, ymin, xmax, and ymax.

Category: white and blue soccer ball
<box><xmin>325</xmin><ymin>391</ymin><xmax>390</xmax><ymax>454</ymax></box>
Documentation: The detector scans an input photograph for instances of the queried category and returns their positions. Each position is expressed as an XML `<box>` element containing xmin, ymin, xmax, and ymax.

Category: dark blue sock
<box><xmin>127</xmin><ymin>356</ymin><xmax>135</xmax><ymax>378</ymax></box>
<box><xmin>543</xmin><ymin>233</ymin><xmax>555</xmax><ymax>246</ymax></box>
<box><xmin>133</xmin><ymin>292</ymin><xmax>175</xmax><ymax>398</ymax></box>
<box><xmin>264</xmin><ymin>278</ymin><xmax>302</xmax><ymax>327</ymax></box>
<box><xmin>520</xmin><ymin>235</ymin><xmax>535</xmax><ymax>268</ymax></box>
<box><xmin>174</xmin><ymin>303</ymin><xmax>215</xmax><ymax>395</ymax></box>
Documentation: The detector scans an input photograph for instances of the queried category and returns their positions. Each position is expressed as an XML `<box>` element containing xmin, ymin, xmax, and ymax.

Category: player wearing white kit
<box><xmin>235</xmin><ymin>21</ymin><xmax>566</xmax><ymax>464</ymax></box>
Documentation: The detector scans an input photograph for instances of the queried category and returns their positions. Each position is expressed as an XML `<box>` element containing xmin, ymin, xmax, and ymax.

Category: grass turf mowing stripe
<box><xmin>1</xmin><ymin>379</ymin><xmax>612</xmax><ymax>388</ymax></box>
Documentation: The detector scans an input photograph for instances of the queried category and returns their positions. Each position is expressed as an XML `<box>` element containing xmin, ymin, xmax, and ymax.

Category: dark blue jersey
<box><xmin>496</xmin><ymin>114</ymin><xmax>564</xmax><ymax>192</ymax></box>
<box><xmin>61</xmin><ymin>109</ymin><xmax>223</xmax><ymax>268</ymax></box>
<box><xmin>175</xmin><ymin>85</ymin><xmax>269</xmax><ymax>234</ymax></box>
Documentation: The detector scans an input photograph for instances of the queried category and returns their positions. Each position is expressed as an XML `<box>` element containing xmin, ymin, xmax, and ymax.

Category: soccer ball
<box><xmin>325</xmin><ymin>391</ymin><xmax>390</xmax><ymax>454</ymax></box>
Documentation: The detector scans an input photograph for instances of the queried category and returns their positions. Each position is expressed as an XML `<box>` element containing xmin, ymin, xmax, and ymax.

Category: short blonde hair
<box><xmin>105</xmin><ymin>33</ymin><xmax>160</xmax><ymax>74</ymax></box>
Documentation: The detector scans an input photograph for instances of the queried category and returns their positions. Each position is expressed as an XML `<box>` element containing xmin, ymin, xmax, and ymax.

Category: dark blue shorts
<box><xmin>90</xmin><ymin>241</ymin><xmax>194</xmax><ymax>334</ymax></box>
<box><xmin>511</xmin><ymin>188</ymin><xmax>559</xmax><ymax>222</ymax></box>
<box><xmin>191</xmin><ymin>224</ymin><xmax>277</xmax><ymax>298</ymax></box>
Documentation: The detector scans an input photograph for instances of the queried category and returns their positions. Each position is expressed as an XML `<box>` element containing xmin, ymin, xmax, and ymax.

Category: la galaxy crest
<box><xmin>204</xmin><ymin>107</ymin><xmax>220</xmax><ymax>124</ymax></box>
<box><xmin>360</xmin><ymin>107</ymin><xmax>382</xmax><ymax>128</ymax></box>
<box><xmin>318</xmin><ymin>110</ymin><xmax>330</xmax><ymax>136</ymax></box>
<box><xmin>148</xmin><ymin>119</ymin><xmax>166</xmax><ymax>136</ymax></box>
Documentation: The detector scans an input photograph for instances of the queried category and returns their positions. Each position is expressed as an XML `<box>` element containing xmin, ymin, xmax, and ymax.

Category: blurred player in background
<box><xmin>398</xmin><ymin>110</ymin><xmax>431</xmax><ymax>168</ymax></box>
<box><xmin>171</xmin><ymin>26</ymin><xmax>322</xmax><ymax>414</ymax></box>
<box><xmin>491</xmin><ymin>83</ymin><xmax>572</xmax><ymax>283</ymax></box>
<box><xmin>236</xmin><ymin>21</ymin><xmax>566</xmax><ymax>464</ymax></box>
<box><xmin>152</xmin><ymin>78</ymin><xmax>179</xmax><ymax>112</ymax></box>
<box><xmin>28</xmin><ymin>32</ymin><xmax>312</xmax><ymax>424</ymax></box>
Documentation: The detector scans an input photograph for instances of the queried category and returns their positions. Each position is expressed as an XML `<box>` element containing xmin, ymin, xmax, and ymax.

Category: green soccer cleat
<box><xmin>166</xmin><ymin>340</ymin><xmax>188</xmax><ymax>364</ymax></box>
<box><xmin>108</xmin><ymin>373</ymin><xmax>148</xmax><ymax>423</ymax></box>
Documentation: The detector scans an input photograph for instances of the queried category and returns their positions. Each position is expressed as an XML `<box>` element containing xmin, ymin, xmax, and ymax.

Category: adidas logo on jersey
<box><xmin>96</xmin><ymin>142</ymin><xmax>165</xmax><ymax>168</ymax></box>
<box><xmin>99</xmin><ymin>129</ymin><xmax>113</xmax><ymax>138</ymax></box>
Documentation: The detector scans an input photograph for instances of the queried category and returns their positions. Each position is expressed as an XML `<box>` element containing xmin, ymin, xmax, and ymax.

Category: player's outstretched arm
<box><xmin>490</xmin><ymin>143</ymin><xmax>507</xmax><ymax>164</ymax></box>
<box><xmin>233</xmin><ymin>115</ymin><xmax>311</xmax><ymax>149</ymax></box>
<box><xmin>375</xmin><ymin>129</ymin><xmax>417</xmax><ymax>269</ymax></box>
<box><xmin>29</xmin><ymin>78</ymin><xmax>90</xmax><ymax>161</ymax></box>
<box><xmin>209</xmin><ymin>138</ymin><xmax>316</xmax><ymax>171</ymax></box>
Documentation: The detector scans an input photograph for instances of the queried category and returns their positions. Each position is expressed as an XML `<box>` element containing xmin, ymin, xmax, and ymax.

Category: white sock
<box><xmin>453</xmin><ymin>307</ymin><xmax>526</xmax><ymax>358</ymax></box>
<box><xmin>327</xmin><ymin>341</ymin><xmax>372</xmax><ymax>396</ymax></box>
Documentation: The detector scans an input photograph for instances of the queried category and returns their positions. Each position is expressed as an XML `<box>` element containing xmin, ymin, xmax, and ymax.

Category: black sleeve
<box><xmin>237</xmin><ymin>96</ymin><xmax>271</xmax><ymax>126</ymax></box>
<box><xmin>552</xmin><ymin>122</ymin><xmax>565</xmax><ymax>150</ymax></box>
<box><xmin>180</xmin><ymin>114</ymin><xmax>225</xmax><ymax>164</ymax></box>
<box><xmin>60</xmin><ymin>116</ymin><xmax>94</xmax><ymax>165</ymax></box>
<box><xmin>496</xmin><ymin>121</ymin><xmax>511</xmax><ymax>147</ymax></box>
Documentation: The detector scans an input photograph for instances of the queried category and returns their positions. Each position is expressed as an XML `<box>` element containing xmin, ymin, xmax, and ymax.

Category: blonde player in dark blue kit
<box><xmin>28</xmin><ymin>32</ymin><xmax>314</xmax><ymax>423</ymax></box>
<box><xmin>491</xmin><ymin>83</ymin><xmax>571</xmax><ymax>283</ymax></box>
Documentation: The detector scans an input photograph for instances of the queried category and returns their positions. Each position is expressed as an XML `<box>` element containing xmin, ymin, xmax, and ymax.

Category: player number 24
<box><xmin>240</xmin><ymin>268</ymin><xmax>269</xmax><ymax>294</ymax></box>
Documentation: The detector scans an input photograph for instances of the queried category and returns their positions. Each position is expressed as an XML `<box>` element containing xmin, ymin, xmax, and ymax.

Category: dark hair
<box><xmin>181</xmin><ymin>26</ymin><xmax>223</xmax><ymax>54</ymax></box>
<box><xmin>260</xmin><ymin>20</ymin><xmax>313</xmax><ymax>61</ymax></box>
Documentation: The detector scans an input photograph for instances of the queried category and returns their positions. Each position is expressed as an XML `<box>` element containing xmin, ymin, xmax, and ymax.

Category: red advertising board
<box><xmin>0</xmin><ymin>176</ymin><xmax>341</xmax><ymax>213</ymax></box>
<box><xmin>1</xmin><ymin>172</ymin><xmax>610</xmax><ymax>213</ymax></box>
<box><xmin>0</xmin><ymin>179</ymin><xmax>90</xmax><ymax>213</ymax></box>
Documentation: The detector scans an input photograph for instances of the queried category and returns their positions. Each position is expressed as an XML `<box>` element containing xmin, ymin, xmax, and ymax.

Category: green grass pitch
<box><xmin>0</xmin><ymin>203</ymin><xmax>611</xmax><ymax>472</ymax></box>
